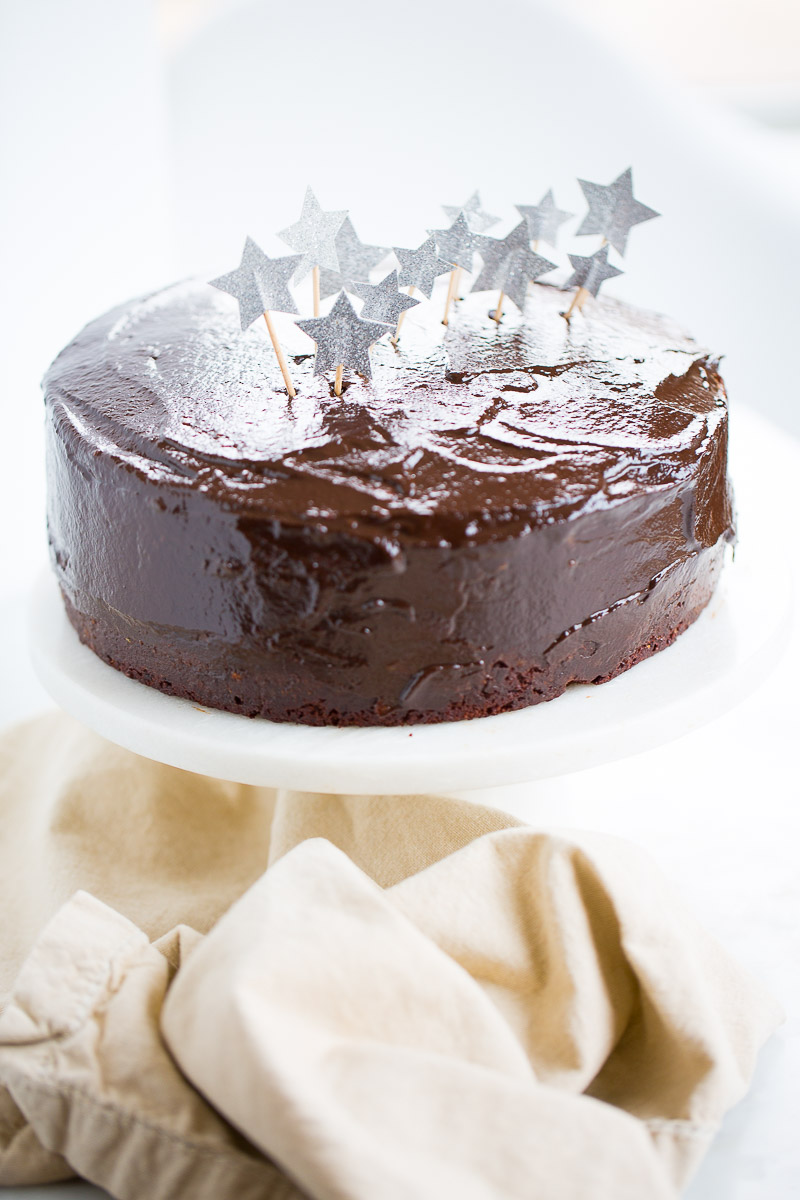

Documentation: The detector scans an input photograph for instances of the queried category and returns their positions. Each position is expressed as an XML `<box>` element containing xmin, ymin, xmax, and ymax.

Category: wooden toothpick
<box><xmin>263</xmin><ymin>311</ymin><xmax>296</xmax><ymax>397</ymax></box>
<box><xmin>493</xmin><ymin>291</ymin><xmax>505</xmax><ymax>325</ymax></box>
<box><xmin>209</xmin><ymin>238</ymin><xmax>303</xmax><ymax>395</ymax></box>
<box><xmin>442</xmin><ymin>267</ymin><xmax>461</xmax><ymax>326</ymax></box>
<box><xmin>565</xmin><ymin>286</ymin><xmax>590</xmax><ymax>320</ymax></box>
<box><xmin>312</xmin><ymin>265</ymin><xmax>321</xmax><ymax>317</ymax></box>
<box><xmin>391</xmin><ymin>286</ymin><xmax>416</xmax><ymax>345</ymax></box>
<box><xmin>334</xmin><ymin>364</ymin><xmax>344</xmax><ymax>396</ymax></box>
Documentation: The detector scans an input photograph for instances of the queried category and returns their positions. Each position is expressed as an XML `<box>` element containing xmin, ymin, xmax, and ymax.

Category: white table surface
<box><xmin>0</xmin><ymin>406</ymin><xmax>798</xmax><ymax>1198</ymax></box>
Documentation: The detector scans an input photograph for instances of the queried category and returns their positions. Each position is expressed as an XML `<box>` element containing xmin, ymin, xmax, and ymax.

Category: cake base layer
<box><xmin>44</xmin><ymin>281</ymin><xmax>735</xmax><ymax>727</ymax></box>
<box><xmin>61</xmin><ymin>544</ymin><xmax>723</xmax><ymax>726</ymax></box>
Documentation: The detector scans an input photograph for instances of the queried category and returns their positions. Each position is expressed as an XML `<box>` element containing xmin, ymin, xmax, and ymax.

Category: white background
<box><xmin>1</xmin><ymin>1</ymin><xmax>799</xmax><ymax>1196</ymax></box>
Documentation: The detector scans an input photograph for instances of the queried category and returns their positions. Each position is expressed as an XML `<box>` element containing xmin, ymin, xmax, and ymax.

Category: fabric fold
<box><xmin>0</xmin><ymin>714</ymin><xmax>784</xmax><ymax>1199</ymax></box>
<box><xmin>0</xmin><ymin>891</ymin><xmax>304</xmax><ymax>1198</ymax></box>
<box><xmin>162</xmin><ymin>836</ymin><xmax>781</xmax><ymax>1199</ymax></box>
<box><xmin>0</xmin><ymin>1083</ymin><xmax>74</xmax><ymax>1187</ymax></box>
<box><xmin>0</xmin><ymin>714</ymin><xmax>518</xmax><ymax>994</ymax></box>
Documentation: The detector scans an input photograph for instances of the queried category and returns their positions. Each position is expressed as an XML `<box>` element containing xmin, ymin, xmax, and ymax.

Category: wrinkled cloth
<box><xmin>0</xmin><ymin>891</ymin><xmax>299</xmax><ymax>1197</ymax></box>
<box><xmin>0</xmin><ymin>713</ymin><xmax>782</xmax><ymax>1199</ymax></box>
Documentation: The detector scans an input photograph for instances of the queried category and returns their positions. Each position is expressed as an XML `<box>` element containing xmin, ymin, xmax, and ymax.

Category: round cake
<box><xmin>43</xmin><ymin>280</ymin><xmax>734</xmax><ymax>726</ymax></box>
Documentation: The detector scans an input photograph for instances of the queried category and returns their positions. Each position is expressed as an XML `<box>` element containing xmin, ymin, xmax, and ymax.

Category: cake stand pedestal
<box><xmin>29</xmin><ymin>513</ymin><xmax>790</xmax><ymax>797</ymax></box>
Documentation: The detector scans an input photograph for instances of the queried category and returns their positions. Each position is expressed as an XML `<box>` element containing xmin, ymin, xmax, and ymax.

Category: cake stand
<box><xmin>29</xmin><ymin>505</ymin><xmax>790</xmax><ymax>795</ymax></box>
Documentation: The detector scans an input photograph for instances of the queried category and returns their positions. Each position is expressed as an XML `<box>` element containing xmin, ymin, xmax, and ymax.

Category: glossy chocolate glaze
<box><xmin>44</xmin><ymin>280</ymin><xmax>734</xmax><ymax>724</ymax></box>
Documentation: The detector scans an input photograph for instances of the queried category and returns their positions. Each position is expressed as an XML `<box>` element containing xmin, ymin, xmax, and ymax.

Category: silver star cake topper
<box><xmin>576</xmin><ymin>167</ymin><xmax>659</xmax><ymax>256</ymax></box>
<box><xmin>352</xmin><ymin>270</ymin><xmax>420</xmax><ymax>326</ymax></box>
<box><xmin>565</xmin><ymin>244</ymin><xmax>624</xmax><ymax>298</ymax></box>
<box><xmin>209</xmin><ymin>237</ymin><xmax>301</xmax><ymax>327</ymax></box>
<box><xmin>335</xmin><ymin>216</ymin><xmax>390</xmax><ymax>281</ymax></box>
<box><xmin>442</xmin><ymin>190</ymin><xmax>499</xmax><ymax>233</ymax></box>
<box><xmin>317</xmin><ymin>267</ymin><xmax>362</xmax><ymax>300</ymax></box>
<box><xmin>394</xmin><ymin>236</ymin><xmax>453</xmax><ymax>299</ymax></box>
<box><xmin>278</xmin><ymin>187</ymin><xmax>348</xmax><ymax>281</ymax></box>
<box><xmin>296</xmin><ymin>290</ymin><xmax>389</xmax><ymax>381</ymax></box>
<box><xmin>427</xmin><ymin>211</ymin><xmax>481</xmax><ymax>273</ymax></box>
<box><xmin>515</xmin><ymin>190</ymin><xmax>574</xmax><ymax>248</ymax></box>
<box><xmin>472</xmin><ymin>222</ymin><xmax>556</xmax><ymax>310</ymax></box>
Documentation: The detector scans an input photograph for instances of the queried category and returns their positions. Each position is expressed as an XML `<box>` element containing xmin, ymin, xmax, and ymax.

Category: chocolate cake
<box><xmin>44</xmin><ymin>280</ymin><xmax>734</xmax><ymax>726</ymax></box>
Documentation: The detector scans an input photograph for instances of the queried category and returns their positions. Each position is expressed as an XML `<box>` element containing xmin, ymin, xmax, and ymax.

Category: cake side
<box><xmin>44</xmin><ymin>281</ymin><xmax>734</xmax><ymax>725</ymax></box>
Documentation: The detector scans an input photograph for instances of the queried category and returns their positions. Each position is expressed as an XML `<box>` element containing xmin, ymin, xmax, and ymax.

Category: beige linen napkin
<box><xmin>0</xmin><ymin>713</ymin><xmax>782</xmax><ymax>1198</ymax></box>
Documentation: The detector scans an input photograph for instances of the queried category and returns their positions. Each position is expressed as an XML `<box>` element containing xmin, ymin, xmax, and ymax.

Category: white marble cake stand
<box><xmin>29</xmin><ymin>524</ymin><xmax>790</xmax><ymax>796</ymax></box>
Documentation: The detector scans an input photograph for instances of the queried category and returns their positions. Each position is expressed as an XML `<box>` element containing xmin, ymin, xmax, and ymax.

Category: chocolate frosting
<box><xmin>44</xmin><ymin>280</ymin><xmax>729</xmax><ymax>547</ymax></box>
<box><xmin>44</xmin><ymin>280</ymin><xmax>734</xmax><ymax>725</ymax></box>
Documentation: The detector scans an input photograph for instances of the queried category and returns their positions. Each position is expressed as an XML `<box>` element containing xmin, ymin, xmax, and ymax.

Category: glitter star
<box><xmin>335</xmin><ymin>216</ymin><xmax>390</xmax><ymax>281</ymax></box>
<box><xmin>393</xmin><ymin>236</ymin><xmax>453</xmax><ymax>299</ymax></box>
<box><xmin>427</xmin><ymin>211</ymin><xmax>481</xmax><ymax>273</ymax></box>
<box><xmin>352</xmin><ymin>270</ymin><xmax>420</xmax><ymax>326</ymax></box>
<box><xmin>278</xmin><ymin>187</ymin><xmax>348</xmax><ymax>281</ymax></box>
<box><xmin>296</xmin><ymin>290</ymin><xmax>389</xmax><ymax>381</ymax></box>
<box><xmin>442</xmin><ymin>190</ymin><xmax>499</xmax><ymax>233</ymax></box>
<box><xmin>576</xmin><ymin>167</ymin><xmax>659</xmax><ymax>256</ymax></box>
<box><xmin>209</xmin><ymin>237</ymin><xmax>301</xmax><ymax>328</ymax></box>
<box><xmin>515</xmin><ymin>190</ymin><xmax>574</xmax><ymax>248</ymax></box>
<box><xmin>565</xmin><ymin>244</ymin><xmax>624</xmax><ymax>298</ymax></box>
<box><xmin>317</xmin><ymin>268</ymin><xmax>362</xmax><ymax>300</ymax></box>
<box><xmin>472</xmin><ymin>222</ymin><xmax>556</xmax><ymax>310</ymax></box>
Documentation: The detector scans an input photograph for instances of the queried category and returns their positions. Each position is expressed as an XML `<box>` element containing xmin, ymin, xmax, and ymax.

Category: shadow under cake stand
<box><xmin>30</xmin><ymin>518</ymin><xmax>789</xmax><ymax>796</ymax></box>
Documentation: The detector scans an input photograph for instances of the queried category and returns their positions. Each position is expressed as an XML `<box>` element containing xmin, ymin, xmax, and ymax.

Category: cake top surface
<box><xmin>44</xmin><ymin>279</ymin><xmax>726</xmax><ymax>544</ymax></box>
